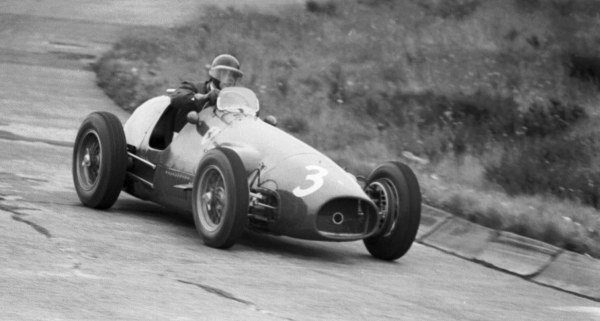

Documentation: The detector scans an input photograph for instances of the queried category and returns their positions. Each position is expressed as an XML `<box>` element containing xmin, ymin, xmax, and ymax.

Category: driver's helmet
<box><xmin>208</xmin><ymin>54</ymin><xmax>243</xmax><ymax>83</ymax></box>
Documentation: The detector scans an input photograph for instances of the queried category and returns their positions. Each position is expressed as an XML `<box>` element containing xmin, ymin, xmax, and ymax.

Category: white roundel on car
<box><xmin>216</xmin><ymin>87</ymin><xmax>260</xmax><ymax>115</ymax></box>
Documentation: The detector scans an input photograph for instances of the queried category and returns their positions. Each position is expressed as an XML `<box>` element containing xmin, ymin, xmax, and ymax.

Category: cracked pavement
<box><xmin>0</xmin><ymin>1</ymin><xmax>599</xmax><ymax>320</ymax></box>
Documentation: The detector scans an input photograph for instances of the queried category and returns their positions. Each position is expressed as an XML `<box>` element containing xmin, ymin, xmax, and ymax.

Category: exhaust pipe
<box><xmin>332</xmin><ymin>212</ymin><xmax>344</xmax><ymax>225</ymax></box>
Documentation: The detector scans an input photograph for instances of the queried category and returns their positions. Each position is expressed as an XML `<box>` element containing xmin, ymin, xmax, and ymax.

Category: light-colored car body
<box><xmin>122</xmin><ymin>87</ymin><xmax>380</xmax><ymax>241</ymax></box>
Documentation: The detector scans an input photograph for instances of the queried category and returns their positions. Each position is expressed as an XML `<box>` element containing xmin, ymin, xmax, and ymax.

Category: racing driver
<box><xmin>170</xmin><ymin>54</ymin><xmax>244</xmax><ymax>130</ymax></box>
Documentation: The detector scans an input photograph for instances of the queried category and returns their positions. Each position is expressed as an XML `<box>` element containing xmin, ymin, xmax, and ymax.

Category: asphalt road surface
<box><xmin>0</xmin><ymin>1</ymin><xmax>599</xmax><ymax>320</ymax></box>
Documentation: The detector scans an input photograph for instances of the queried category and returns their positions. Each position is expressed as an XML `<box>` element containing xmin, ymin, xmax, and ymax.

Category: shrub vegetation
<box><xmin>95</xmin><ymin>0</ymin><xmax>600</xmax><ymax>257</ymax></box>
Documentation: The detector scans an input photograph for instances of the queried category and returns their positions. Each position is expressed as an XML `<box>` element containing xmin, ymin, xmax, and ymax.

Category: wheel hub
<box><xmin>367</xmin><ymin>179</ymin><xmax>398</xmax><ymax>237</ymax></box>
<box><xmin>76</xmin><ymin>131</ymin><xmax>102</xmax><ymax>190</ymax></box>
<box><xmin>368</xmin><ymin>181</ymin><xmax>389</xmax><ymax>220</ymax></box>
<box><xmin>82</xmin><ymin>152</ymin><xmax>91</xmax><ymax>167</ymax></box>
<box><xmin>197</xmin><ymin>166</ymin><xmax>228</xmax><ymax>231</ymax></box>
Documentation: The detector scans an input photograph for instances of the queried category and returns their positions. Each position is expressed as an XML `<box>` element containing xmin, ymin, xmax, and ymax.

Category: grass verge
<box><xmin>94</xmin><ymin>0</ymin><xmax>600</xmax><ymax>258</ymax></box>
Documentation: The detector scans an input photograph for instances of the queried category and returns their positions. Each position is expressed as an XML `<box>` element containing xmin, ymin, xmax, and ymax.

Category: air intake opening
<box><xmin>316</xmin><ymin>198</ymin><xmax>377</xmax><ymax>237</ymax></box>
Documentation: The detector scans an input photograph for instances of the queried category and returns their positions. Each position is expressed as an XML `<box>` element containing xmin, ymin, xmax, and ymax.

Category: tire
<box><xmin>363</xmin><ymin>162</ymin><xmax>421</xmax><ymax>261</ymax></box>
<box><xmin>72</xmin><ymin>112</ymin><xmax>127</xmax><ymax>209</ymax></box>
<box><xmin>192</xmin><ymin>148</ymin><xmax>249</xmax><ymax>249</ymax></box>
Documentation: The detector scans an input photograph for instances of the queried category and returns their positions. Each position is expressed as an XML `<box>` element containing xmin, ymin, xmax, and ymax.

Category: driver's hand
<box><xmin>207</xmin><ymin>88</ymin><xmax>220</xmax><ymax>101</ymax></box>
<box><xmin>192</xmin><ymin>93</ymin><xmax>206</xmax><ymax>101</ymax></box>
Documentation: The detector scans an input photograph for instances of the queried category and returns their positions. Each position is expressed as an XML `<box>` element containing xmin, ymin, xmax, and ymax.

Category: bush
<box><xmin>411</xmin><ymin>90</ymin><xmax>519</xmax><ymax>155</ymax></box>
<box><xmin>107</xmin><ymin>35</ymin><xmax>171</xmax><ymax>63</ymax></box>
<box><xmin>568</xmin><ymin>54</ymin><xmax>600</xmax><ymax>85</ymax></box>
<box><xmin>94</xmin><ymin>1</ymin><xmax>600</xmax><ymax>258</ymax></box>
<box><xmin>353</xmin><ymin>88</ymin><xmax>587</xmax><ymax>162</ymax></box>
<box><xmin>513</xmin><ymin>0</ymin><xmax>541</xmax><ymax>13</ymax></box>
<box><xmin>418</xmin><ymin>0</ymin><xmax>481</xmax><ymax>20</ymax></box>
<box><xmin>281</xmin><ymin>116</ymin><xmax>309</xmax><ymax>134</ymax></box>
<box><xmin>94</xmin><ymin>57</ymin><xmax>166</xmax><ymax>111</ymax></box>
<box><xmin>357</xmin><ymin>0</ymin><xmax>393</xmax><ymax>7</ymax></box>
<box><xmin>519</xmin><ymin>98</ymin><xmax>587</xmax><ymax>137</ymax></box>
<box><xmin>306</xmin><ymin>0</ymin><xmax>337</xmax><ymax>16</ymax></box>
<box><xmin>367</xmin><ymin>90</ymin><xmax>519</xmax><ymax>137</ymax></box>
<box><xmin>485</xmin><ymin>135</ymin><xmax>600</xmax><ymax>207</ymax></box>
<box><xmin>427</xmin><ymin>91</ymin><xmax>519</xmax><ymax>136</ymax></box>
<box><xmin>325</xmin><ymin>63</ymin><xmax>346</xmax><ymax>103</ymax></box>
<box><xmin>551</xmin><ymin>0</ymin><xmax>600</xmax><ymax>17</ymax></box>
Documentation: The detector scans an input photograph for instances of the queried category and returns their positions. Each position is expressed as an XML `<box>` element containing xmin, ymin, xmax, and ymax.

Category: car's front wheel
<box><xmin>363</xmin><ymin>161</ymin><xmax>421</xmax><ymax>261</ymax></box>
<box><xmin>192</xmin><ymin>148</ymin><xmax>249</xmax><ymax>249</ymax></box>
<box><xmin>72</xmin><ymin>112</ymin><xmax>127</xmax><ymax>209</ymax></box>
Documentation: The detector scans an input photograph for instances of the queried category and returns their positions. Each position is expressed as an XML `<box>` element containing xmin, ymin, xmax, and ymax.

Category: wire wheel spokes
<box><xmin>368</xmin><ymin>179</ymin><xmax>400</xmax><ymax>237</ymax></box>
<box><xmin>198</xmin><ymin>166</ymin><xmax>228</xmax><ymax>231</ymax></box>
<box><xmin>77</xmin><ymin>131</ymin><xmax>102</xmax><ymax>190</ymax></box>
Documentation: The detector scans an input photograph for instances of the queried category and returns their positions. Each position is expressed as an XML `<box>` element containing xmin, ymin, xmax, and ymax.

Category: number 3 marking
<box><xmin>293</xmin><ymin>165</ymin><xmax>328</xmax><ymax>197</ymax></box>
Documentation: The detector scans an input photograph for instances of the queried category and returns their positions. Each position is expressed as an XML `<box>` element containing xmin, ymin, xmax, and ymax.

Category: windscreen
<box><xmin>216</xmin><ymin>87</ymin><xmax>260</xmax><ymax>115</ymax></box>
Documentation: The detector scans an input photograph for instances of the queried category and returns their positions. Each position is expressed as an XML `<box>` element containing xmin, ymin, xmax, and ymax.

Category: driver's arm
<box><xmin>170</xmin><ymin>81</ymin><xmax>204</xmax><ymax>110</ymax></box>
<box><xmin>193</xmin><ymin>87</ymin><xmax>220</xmax><ymax>111</ymax></box>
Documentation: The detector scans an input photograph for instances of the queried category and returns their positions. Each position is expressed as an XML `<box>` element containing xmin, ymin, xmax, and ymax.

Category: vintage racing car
<box><xmin>72</xmin><ymin>87</ymin><xmax>421</xmax><ymax>261</ymax></box>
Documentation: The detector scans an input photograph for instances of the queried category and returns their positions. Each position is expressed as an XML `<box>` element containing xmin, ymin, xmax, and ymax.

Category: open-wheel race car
<box><xmin>72</xmin><ymin>87</ymin><xmax>421</xmax><ymax>261</ymax></box>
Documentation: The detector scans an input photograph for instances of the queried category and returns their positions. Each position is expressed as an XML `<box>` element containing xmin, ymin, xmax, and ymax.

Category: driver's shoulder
<box><xmin>177</xmin><ymin>81</ymin><xmax>199</xmax><ymax>92</ymax></box>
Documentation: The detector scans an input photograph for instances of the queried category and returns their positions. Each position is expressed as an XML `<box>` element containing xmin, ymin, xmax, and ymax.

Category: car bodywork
<box><xmin>122</xmin><ymin>88</ymin><xmax>380</xmax><ymax>241</ymax></box>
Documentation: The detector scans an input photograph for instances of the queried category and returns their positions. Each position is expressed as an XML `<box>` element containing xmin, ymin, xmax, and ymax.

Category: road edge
<box><xmin>417</xmin><ymin>204</ymin><xmax>600</xmax><ymax>302</ymax></box>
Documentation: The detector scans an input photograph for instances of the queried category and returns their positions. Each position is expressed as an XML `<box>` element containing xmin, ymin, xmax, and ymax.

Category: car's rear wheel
<box><xmin>363</xmin><ymin>161</ymin><xmax>421</xmax><ymax>261</ymax></box>
<box><xmin>72</xmin><ymin>112</ymin><xmax>127</xmax><ymax>209</ymax></box>
<box><xmin>192</xmin><ymin>148</ymin><xmax>249</xmax><ymax>249</ymax></box>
